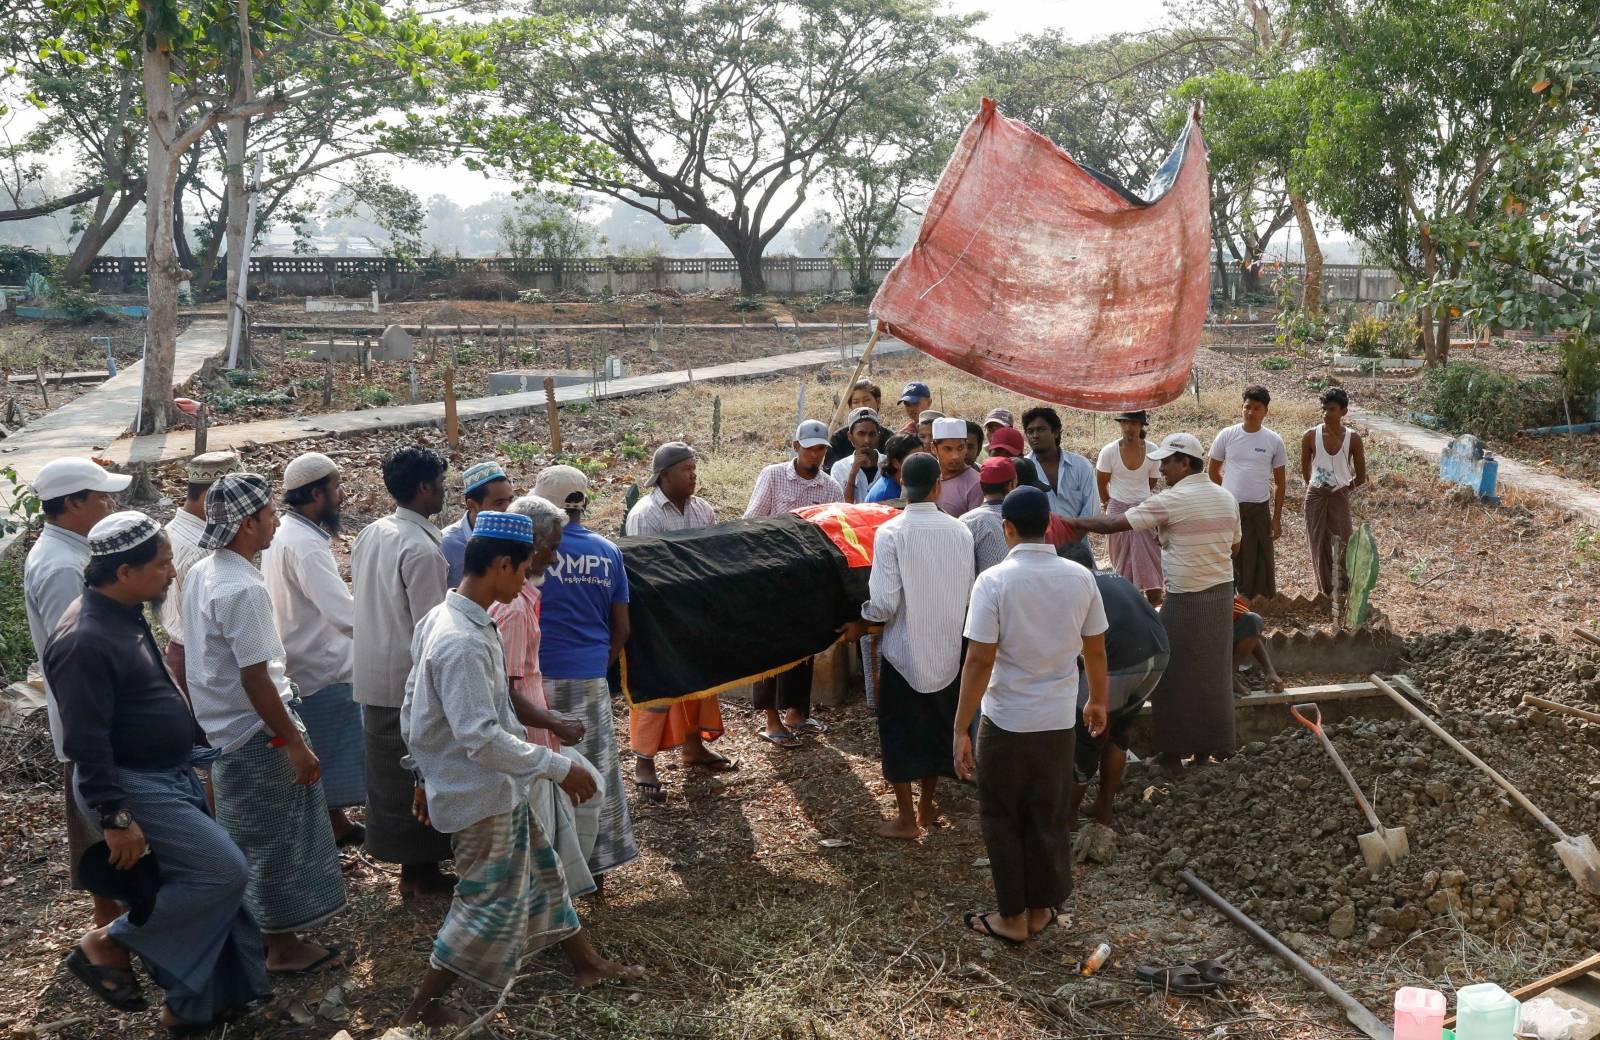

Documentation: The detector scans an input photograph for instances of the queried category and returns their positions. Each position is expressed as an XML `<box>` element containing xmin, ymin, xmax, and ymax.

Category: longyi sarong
<box><xmin>1304</xmin><ymin>485</ymin><xmax>1353</xmax><ymax>597</ymax></box>
<box><xmin>103</xmin><ymin>765</ymin><xmax>271</xmax><ymax>1026</ymax></box>
<box><xmin>1233</xmin><ymin>501</ymin><xmax>1276</xmax><ymax>599</ymax></box>
<box><xmin>1150</xmin><ymin>582</ymin><xmax>1236</xmax><ymax>758</ymax></box>
<box><xmin>298</xmin><ymin>682</ymin><xmax>366</xmax><ymax>809</ymax></box>
<box><xmin>529</xmin><ymin>747</ymin><xmax>601</xmax><ymax>899</ymax></box>
<box><xmin>876</xmin><ymin>659</ymin><xmax>960</xmax><ymax>784</ymax></box>
<box><xmin>211</xmin><ymin>715</ymin><xmax>346</xmax><ymax>934</ymax></box>
<box><xmin>544</xmin><ymin>676</ymin><xmax>637</xmax><ymax>876</ymax></box>
<box><xmin>63</xmin><ymin>762</ymin><xmax>98</xmax><ymax>891</ymax></box>
<box><xmin>976</xmin><ymin>716</ymin><xmax>1074</xmax><ymax>917</ymax></box>
<box><xmin>1106</xmin><ymin>498</ymin><xmax>1163</xmax><ymax>593</ymax></box>
<box><xmin>362</xmin><ymin>704</ymin><xmax>453</xmax><ymax>865</ymax></box>
<box><xmin>431</xmin><ymin>803</ymin><xmax>579</xmax><ymax>992</ymax></box>
<box><xmin>628</xmin><ymin>696</ymin><xmax>724</xmax><ymax>758</ymax></box>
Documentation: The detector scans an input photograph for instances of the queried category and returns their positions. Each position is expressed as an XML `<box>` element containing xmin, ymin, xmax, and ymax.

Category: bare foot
<box><xmin>264</xmin><ymin>935</ymin><xmax>344</xmax><ymax>974</ymax></box>
<box><xmin>1027</xmin><ymin>907</ymin><xmax>1062</xmax><ymax>935</ymax></box>
<box><xmin>1233</xmin><ymin>676</ymin><xmax>1252</xmax><ymax>696</ymax></box>
<box><xmin>574</xmin><ymin>957</ymin><xmax>647</xmax><ymax>988</ymax></box>
<box><xmin>916</xmin><ymin>802</ymin><xmax>944</xmax><ymax>829</ymax></box>
<box><xmin>1265</xmin><ymin>672</ymin><xmax>1286</xmax><ymax>693</ymax></box>
<box><xmin>876</xmin><ymin>817</ymin><xmax>921</xmax><ymax>840</ymax></box>
<box><xmin>400</xmin><ymin>998</ymin><xmax>471</xmax><ymax>1029</ymax></box>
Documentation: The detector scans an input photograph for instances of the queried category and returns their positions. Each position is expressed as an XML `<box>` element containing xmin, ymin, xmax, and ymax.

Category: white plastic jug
<box><xmin>1456</xmin><ymin>983</ymin><xmax>1520</xmax><ymax>1040</ymax></box>
<box><xmin>1395</xmin><ymin>986</ymin><xmax>1447</xmax><ymax>1040</ymax></box>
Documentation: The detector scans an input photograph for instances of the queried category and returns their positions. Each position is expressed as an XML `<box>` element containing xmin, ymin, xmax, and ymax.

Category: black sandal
<box><xmin>634</xmin><ymin>778</ymin><xmax>666</xmax><ymax>803</ymax></box>
<box><xmin>63</xmin><ymin>947</ymin><xmax>147</xmax><ymax>1012</ymax></box>
<box><xmin>1135</xmin><ymin>963</ymin><xmax>1219</xmax><ymax>995</ymax></box>
<box><xmin>1029</xmin><ymin>906</ymin><xmax>1062</xmax><ymax>936</ymax></box>
<box><xmin>963</xmin><ymin>911</ymin><xmax>1025</xmax><ymax>948</ymax></box>
<box><xmin>268</xmin><ymin>944</ymin><xmax>348</xmax><ymax>977</ymax></box>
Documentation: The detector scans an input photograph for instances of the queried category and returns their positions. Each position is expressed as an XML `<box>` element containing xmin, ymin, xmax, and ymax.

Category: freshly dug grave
<box><xmin>1124</xmin><ymin>707</ymin><xmax>1600</xmax><ymax>1004</ymax></box>
<box><xmin>1405</xmin><ymin>627</ymin><xmax>1600</xmax><ymax>713</ymax></box>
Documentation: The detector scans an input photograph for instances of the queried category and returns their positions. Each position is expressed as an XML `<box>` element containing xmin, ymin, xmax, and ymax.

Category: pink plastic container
<box><xmin>1394</xmin><ymin>986</ymin><xmax>1447</xmax><ymax>1040</ymax></box>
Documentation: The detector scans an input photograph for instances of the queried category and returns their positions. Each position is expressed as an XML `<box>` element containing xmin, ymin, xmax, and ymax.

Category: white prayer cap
<box><xmin>89</xmin><ymin>510</ymin><xmax>160</xmax><ymax>556</ymax></box>
<box><xmin>283</xmin><ymin>452</ymin><xmax>339</xmax><ymax>491</ymax></box>
<box><xmin>931</xmin><ymin>417</ymin><xmax>967</xmax><ymax>441</ymax></box>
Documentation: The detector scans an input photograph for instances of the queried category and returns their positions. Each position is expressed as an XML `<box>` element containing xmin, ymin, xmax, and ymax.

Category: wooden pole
<box><xmin>444</xmin><ymin>367</ymin><xmax>460</xmax><ymax>448</ymax></box>
<box><xmin>322</xmin><ymin>357</ymin><xmax>333</xmax><ymax>408</ymax></box>
<box><xmin>1523</xmin><ymin>693</ymin><xmax>1600</xmax><ymax>725</ymax></box>
<box><xmin>193</xmin><ymin>404</ymin><xmax>208</xmax><ymax>455</ymax></box>
<box><xmin>829</xmin><ymin>325</ymin><xmax>884</xmax><ymax>430</ymax></box>
<box><xmin>544</xmin><ymin>376</ymin><xmax>562</xmax><ymax>454</ymax></box>
<box><xmin>35</xmin><ymin>364</ymin><xmax>48</xmax><ymax>408</ymax></box>
<box><xmin>408</xmin><ymin>365</ymin><xmax>419</xmax><ymax>404</ymax></box>
<box><xmin>712</xmin><ymin>395</ymin><xmax>722</xmax><ymax>453</ymax></box>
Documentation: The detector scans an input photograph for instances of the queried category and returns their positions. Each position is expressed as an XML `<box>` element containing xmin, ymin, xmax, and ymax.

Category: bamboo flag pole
<box><xmin>830</xmin><ymin>324</ymin><xmax>884</xmax><ymax>430</ymax></box>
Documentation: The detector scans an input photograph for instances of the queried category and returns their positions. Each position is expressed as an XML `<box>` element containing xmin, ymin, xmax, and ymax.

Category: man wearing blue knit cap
<box><xmin>400</xmin><ymin>511</ymin><xmax>598</xmax><ymax>1028</ymax></box>
<box><xmin>952</xmin><ymin>486</ymin><xmax>1110</xmax><ymax>947</ymax></box>
<box><xmin>440</xmin><ymin>461</ymin><xmax>514</xmax><ymax>588</ymax></box>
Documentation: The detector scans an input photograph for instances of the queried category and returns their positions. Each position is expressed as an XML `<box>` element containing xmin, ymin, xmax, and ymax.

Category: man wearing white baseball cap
<box><xmin>1062</xmin><ymin>431</ymin><xmax>1241</xmax><ymax>775</ymax></box>
<box><xmin>931</xmin><ymin>416</ymin><xmax>982</xmax><ymax>517</ymax></box>
<box><xmin>24</xmin><ymin>457</ymin><xmax>129</xmax><ymax>929</ymax></box>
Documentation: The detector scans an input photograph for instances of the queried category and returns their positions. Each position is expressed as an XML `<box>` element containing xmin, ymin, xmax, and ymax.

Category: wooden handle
<box><xmin>828</xmin><ymin>325</ymin><xmax>884</xmax><ymax>431</ymax></box>
<box><xmin>1372</xmin><ymin>675</ymin><xmax>1567</xmax><ymax>841</ymax></box>
<box><xmin>1523</xmin><ymin>693</ymin><xmax>1600</xmax><ymax>725</ymax></box>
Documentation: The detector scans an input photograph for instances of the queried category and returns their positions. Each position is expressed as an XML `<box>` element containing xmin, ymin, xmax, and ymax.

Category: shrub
<box><xmin>619</xmin><ymin>432</ymin><xmax>647</xmax><ymax>460</ymax></box>
<box><xmin>1557</xmin><ymin>336</ymin><xmax>1600</xmax><ymax>420</ymax></box>
<box><xmin>500</xmin><ymin>441</ymin><xmax>543</xmax><ymax>465</ymax></box>
<box><xmin>1260</xmin><ymin>355</ymin><xmax>1293</xmax><ymax>371</ymax></box>
<box><xmin>730</xmin><ymin>296</ymin><xmax>764</xmax><ymax>312</ymax></box>
<box><xmin>360</xmin><ymin>386</ymin><xmax>393</xmax><ymax>407</ymax></box>
<box><xmin>1419</xmin><ymin>363</ymin><xmax>1562</xmax><ymax>439</ymax></box>
<box><xmin>518</xmin><ymin>289</ymin><xmax>549</xmax><ymax>305</ymax></box>
<box><xmin>225</xmin><ymin>368</ymin><xmax>260</xmax><ymax>387</ymax></box>
<box><xmin>1343</xmin><ymin>316</ymin><xmax>1384</xmax><ymax>358</ymax></box>
<box><xmin>1275</xmin><ymin>308</ymin><xmax>1327</xmax><ymax>349</ymax></box>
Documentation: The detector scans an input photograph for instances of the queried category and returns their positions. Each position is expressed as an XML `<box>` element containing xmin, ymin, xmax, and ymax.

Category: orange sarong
<box><xmin>629</xmin><ymin>697</ymin><xmax>725</xmax><ymax>758</ymax></box>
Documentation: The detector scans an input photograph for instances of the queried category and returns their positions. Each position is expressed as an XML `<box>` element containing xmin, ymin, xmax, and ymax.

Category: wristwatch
<box><xmin>101</xmin><ymin>809</ymin><xmax>134</xmax><ymax>830</ymax></box>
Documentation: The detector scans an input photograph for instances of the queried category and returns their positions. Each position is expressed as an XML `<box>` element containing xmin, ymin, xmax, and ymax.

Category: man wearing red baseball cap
<box><xmin>962</xmin><ymin>457</ymin><xmax>1018</xmax><ymax>574</ymax></box>
<box><xmin>987</xmin><ymin>427</ymin><xmax>1026</xmax><ymax>459</ymax></box>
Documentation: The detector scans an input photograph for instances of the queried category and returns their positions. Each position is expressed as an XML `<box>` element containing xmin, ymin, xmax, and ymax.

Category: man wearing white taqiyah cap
<box><xmin>160</xmin><ymin>451</ymin><xmax>241</xmax><ymax>695</ymax></box>
<box><xmin>183</xmin><ymin>472</ymin><xmax>349</xmax><ymax>974</ymax></box>
<box><xmin>23</xmin><ymin>457</ymin><xmax>129</xmax><ymax>929</ymax></box>
<box><xmin>931</xmin><ymin>416</ymin><xmax>983</xmax><ymax>518</ymax></box>
<box><xmin>439</xmin><ymin>460</ymin><xmax>514</xmax><ymax>589</ymax></box>
<box><xmin>44</xmin><ymin>509</ymin><xmax>272</xmax><ymax>1029</ymax></box>
<box><xmin>532</xmin><ymin>465</ymin><xmax>637</xmax><ymax>888</ymax></box>
<box><xmin>742</xmin><ymin>420</ymin><xmax>843</xmax><ymax>748</ymax></box>
<box><xmin>261</xmin><ymin>452</ymin><xmax>366</xmax><ymax>847</ymax></box>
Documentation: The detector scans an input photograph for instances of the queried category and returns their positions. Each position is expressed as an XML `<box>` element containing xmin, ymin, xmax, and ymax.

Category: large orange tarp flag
<box><xmin>871</xmin><ymin>99</ymin><xmax>1212</xmax><ymax>412</ymax></box>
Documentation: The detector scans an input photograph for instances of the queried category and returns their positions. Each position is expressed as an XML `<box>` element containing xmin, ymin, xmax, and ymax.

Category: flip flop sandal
<box><xmin>634</xmin><ymin>778</ymin><xmax>666</xmax><ymax>803</ymax></box>
<box><xmin>759</xmin><ymin>730</ymin><xmax>802</xmax><ymax>749</ymax></box>
<box><xmin>269</xmin><ymin>945</ymin><xmax>349</xmax><ymax>977</ymax></box>
<box><xmin>1029</xmin><ymin>906</ymin><xmax>1063</xmax><ymax>936</ymax></box>
<box><xmin>963</xmin><ymin>911</ymin><xmax>1026</xmax><ymax>948</ymax></box>
<box><xmin>790</xmin><ymin>718</ymin><xmax>828</xmax><ymax>735</ymax></box>
<box><xmin>685</xmin><ymin>755</ymin><xmax>739</xmax><ymax>772</ymax></box>
<box><xmin>1134</xmin><ymin>964</ymin><xmax>1219</xmax><ymax>996</ymax></box>
<box><xmin>1191</xmin><ymin>957</ymin><xmax>1236</xmax><ymax>988</ymax></box>
<box><xmin>63</xmin><ymin>948</ymin><xmax>147</xmax><ymax>1012</ymax></box>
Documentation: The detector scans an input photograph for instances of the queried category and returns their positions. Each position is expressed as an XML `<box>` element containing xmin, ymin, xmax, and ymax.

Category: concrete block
<box><xmin>375</xmin><ymin>324</ymin><xmax>414</xmax><ymax>361</ymax></box>
<box><xmin>308</xmin><ymin>340</ymin><xmax>363</xmax><ymax>362</ymax></box>
<box><xmin>305</xmin><ymin>297</ymin><xmax>375</xmax><ymax>313</ymax></box>
<box><xmin>488</xmin><ymin>370</ymin><xmax>592</xmax><ymax>395</ymax></box>
<box><xmin>1440</xmin><ymin>434</ymin><xmax>1499</xmax><ymax>502</ymax></box>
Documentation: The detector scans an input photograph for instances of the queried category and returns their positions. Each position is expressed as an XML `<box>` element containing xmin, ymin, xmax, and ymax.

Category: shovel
<box><xmin>1290</xmin><ymin>702</ymin><xmax>1410</xmax><ymax>871</ymax></box>
<box><xmin>1373</xmin><ymin>674</ymin><xmax>1600</xmax><ymax>896</ymax></box>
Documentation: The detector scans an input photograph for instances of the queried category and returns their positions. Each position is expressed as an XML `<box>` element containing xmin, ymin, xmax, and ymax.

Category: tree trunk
<box><xmin>1419</xmin><ymin>236</ymin><xmax>1449</xmax><ymax>366</ymax></box>
<box><xmin>732</xmin><ymin>245</ymin><xmax>766</xmax><ymax>295</ymax></box>
<box><xmin>224</xmin><ymin>117</ymin><xmax>249</xmax><ymax>306</ymax></box>
<box><xmin>193</xmin><ymin>192</ymin><xmax>230</xmax><ymax>297</ymax></box>
<box><xmin>1289</xmin><ymin>191</ymin><xmax>1323</xmax><ymax>316</ymax></box>
<box><xmin>138</xmin><ymin>37</ymin><xmax>181</xmax><ymax>436</ymax></box>
<box><xmin>62</xmin><ymin>188</ymin><xmax>144</xmax><ymax>284</ymax></box>
<box><xmin>173</xmin><ymin>174</ymin><xmax>196</xmax><ymax>272</ymax></box>
<box><xmin>1211</xmin><ymin>208</ymin><xmax>1230</xmax><ymax>300</ymax></box>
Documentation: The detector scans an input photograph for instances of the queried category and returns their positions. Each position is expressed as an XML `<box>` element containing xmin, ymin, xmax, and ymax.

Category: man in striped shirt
<box><xmin>1063</xmin><ymin>433</ymin><xmax>1240</xmax><ymax>774</ymax></box>
<box><xmin>625</xmin><ymin>442</ymin><xmax>717</xmax><ymax>536</ymax></box>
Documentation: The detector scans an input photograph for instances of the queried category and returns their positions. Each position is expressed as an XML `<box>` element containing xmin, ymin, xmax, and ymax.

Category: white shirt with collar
<box><xmin>158</xmin><ymin>508</ymin><xmax>210</xmax><ymax>646</ymax></box>
<box><xmin>24</xmin><ymin>523</ymin><xmax>91</xmax><ymax>760</ymax></box>
<box><xmin>860</xmin><ymin>501</ymin><xmax>975</xmax><ymax>692</ymax></box>
<box><xmin>743</xmin><ymin>460</ymin><xmax>843</xmax><ymax>517</ymax></box>
<box><xmin>350</xmin><ymin>507</ymin><xmax>449</xmax><ymax>708</ymax></box>
<box><xmin>401</xmin><ymin>591</ymin><xmax>571</xmax><ymax>834</ymax></box>
<box><xmin>261</xmin><ymin>511</ymin><xmax>355</xmax><ymax>696</ymax></box>
<box><xmin>625</xmin><ymin>487</ymin><xmax>717</xmax><ymax>536</ymax></box>
<box><xmin>964</xmin><ymin>543</ymin><xmax>1108</xmax><ymax>733</ymax></box>
<box><xmin>827</xmin><ymin>452</ymin><xmax>886</xmax><ymax>502</ymax></box>
<box><xmin>182</xmin><ymin>547</ymin><xmax>296</xmax><ymax>753</ymax></box>
<box><xmin>1124</xmin><ymin>472</ymin><xmax>1242</xmax><ymax>593</ymax></box>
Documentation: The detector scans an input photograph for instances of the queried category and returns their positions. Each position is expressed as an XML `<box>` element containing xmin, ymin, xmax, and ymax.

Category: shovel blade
<box><xmin>1358</xmin><ymin>826</ymin><xmax>1409</xmax><ymax>871</ymax></box>
<box><xmin>1554</xmin><ymin>835</ymin><xmax>1600</xmax><ymax>895</ymax></box>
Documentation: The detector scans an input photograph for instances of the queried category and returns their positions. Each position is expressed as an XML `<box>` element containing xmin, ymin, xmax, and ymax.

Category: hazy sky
<box><xmin>399</xmin><ymin>0</ymin><xmax>1177</xmax><ymax>205</ymax></box>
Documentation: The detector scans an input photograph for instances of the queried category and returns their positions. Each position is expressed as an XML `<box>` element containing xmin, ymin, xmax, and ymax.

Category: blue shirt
<box><xmin>537</xmin><ymin>522</ymin><xmax>630</xmax><ymax>679</ymax></box>
<box><xmin>440</xmin><ymin>514</ymin><xmax>472</xmax><ymax>588</ymax></box>
<box><xmin>864</xmin><ymin>474</ymin><xmax>902</xmax><ymax>503</ymax></box>
<box><xmin>1027</xmin><ymin>449</ymin><xmax>1100</xmax><ymax>540</ymax></box>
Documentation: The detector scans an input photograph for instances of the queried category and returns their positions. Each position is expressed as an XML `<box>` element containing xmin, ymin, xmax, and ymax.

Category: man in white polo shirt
<box><xmin>1208</xmin><ymin>385</ymin><xmax>1286</xmax><ymax>598</ymax></box>
<box><xmin>954</xmin><ymin>486</ymin><xmax>1108</xmax><ymax>946</ymax></box>
<box><xmin>1067</xmin><ymin>432</ymin><xmax>1241</xmax><ymax>775</ymax></box>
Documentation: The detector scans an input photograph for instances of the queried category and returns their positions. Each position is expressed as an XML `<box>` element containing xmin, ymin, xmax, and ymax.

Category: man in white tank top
<box><xmin>1298</xmin><ymin>387</ymin><xmax>1367</xmax><ymax>597</ymax></box>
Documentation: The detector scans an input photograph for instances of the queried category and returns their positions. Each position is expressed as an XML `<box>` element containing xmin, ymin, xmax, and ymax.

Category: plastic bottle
<box><xmin>1394</xmin><ymin>986</ymin><xmax>1447</xmax><ymax>1040</ymax></box>
<box><xmin>1077</xmin><ymin>942</ymin><xmax>1111</xmax><ymax>976</ymax></box>
<box><xmin>1455</xmin><ymin>982</ymin><xmax>1520</xmax><ymax>1040</ymax></box>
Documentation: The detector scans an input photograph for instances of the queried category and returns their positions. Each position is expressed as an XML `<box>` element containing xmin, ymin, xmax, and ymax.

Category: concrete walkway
<box><xmin>104</xmin><ymin>336</ymin><xmax>908</xmax><ymax>468</ymax></box>
<box><xmin>1355</xmin><ymin>407</ymin><xmax>1600</xmax><ymax>524</ymax></box>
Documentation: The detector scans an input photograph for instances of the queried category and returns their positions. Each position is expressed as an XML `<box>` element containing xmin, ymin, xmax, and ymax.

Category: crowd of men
<box><xmin>22</xmin><ymin>373</ymin><xmax>1367</xmax><ymax>1027</ymax></box>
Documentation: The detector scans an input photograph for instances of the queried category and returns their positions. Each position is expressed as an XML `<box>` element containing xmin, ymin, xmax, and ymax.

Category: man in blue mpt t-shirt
<box><xmin>532</xmin><ymin>466</ymin><xmax>637</xmax><ymax>893</ymax></box>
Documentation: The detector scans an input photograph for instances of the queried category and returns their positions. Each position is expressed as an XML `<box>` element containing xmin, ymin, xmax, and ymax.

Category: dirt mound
<box><xmin>1125</xmin><ymin>709</ymin><xmax>1600</xmax><ymax>1001</ymax></box>
<box><xmin>1405</xmin><ymin>627</ymin><xmax>1600</xmax><ymax>714</ymax></box>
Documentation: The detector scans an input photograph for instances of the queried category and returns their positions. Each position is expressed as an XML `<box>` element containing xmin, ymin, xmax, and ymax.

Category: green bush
<box><xmin>1274</xmin><ymin>308</ymin><xmax>1327</xmax><ymax>349</ymax></box>
<box><xmin>1557</xmin><ymin>336</ymin><xmax>1600</xmax><ymax>420</ymax></box>
<box><xmin>730</xmin><ymin>296</ymin><xmax>764</xmax><ymax>312</ymax></box>
<box><xmin>1419</xmin><ymin>363</ymin><xmax>1562</xmax><ymax>438</ymax></box>
<box><xmin>360</xmin><ymin>386</ymin><xmax>393</xmax><ymax>407</ymax></box>
<box><xmin>1260</xmin><ymin>355</ymin><xmax>1293</xmax><ymax>371</ymax></box>
<box><xmin>500</xmin><ymin>441</ymin><xmax>543</xmax><ymax>465</ymax></box>
<box><xmin>225</xmin><ymin>368</ymin><xmax>261</xmax><ymax>387</ymax></box>
<box><xmin>619</xmin><ymin>433</ymin><xmax>647</xmax><ymax>460</ymax></box>
<box><xmin>1343</xmin><ymin>316</ymin><xmax>1384</xmax><ymax>358</ymax></box>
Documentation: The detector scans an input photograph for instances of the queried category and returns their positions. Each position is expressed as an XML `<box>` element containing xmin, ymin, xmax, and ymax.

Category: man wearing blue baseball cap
<box><xmin>954</xmin><ymin>486</ymin><xmax>1109</xmax><ymax>947</ymax></box>
<box><xmin>896</xmin><ymin>381</ymin><xmax>933</xmax><ymax>434</ymax></box>
<box><xmin>440</xmin><ymin>461</ymin><xmax>515</xmax><ymax>588</ymax></box>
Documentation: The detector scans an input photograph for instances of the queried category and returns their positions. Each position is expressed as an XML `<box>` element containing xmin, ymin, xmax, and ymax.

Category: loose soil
<box><xmin>0</xmin><ymin>314</ymin><xmax>164</xmax><ymax>420</ymax></box>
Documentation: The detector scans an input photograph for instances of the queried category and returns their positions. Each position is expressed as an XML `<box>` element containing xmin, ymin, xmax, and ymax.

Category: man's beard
<box><xmin>150</xmin><ymin>589</ymin><xmax>167</xmax><ymax>612</ymax></box>
<box><xmin>318</xmin><ymin>508</ymin><xmax>342</xmax><ymax>536</ymax></box>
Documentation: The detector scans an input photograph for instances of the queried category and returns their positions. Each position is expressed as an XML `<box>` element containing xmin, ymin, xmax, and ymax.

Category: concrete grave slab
<box><xmin>375</xmin><ymin>324</ymin><xmax>414</xmax><ymax>361</ymax></box>
<box><xmin>487</xmin><ymin>369</ymin><xmax>593</xmax><ymax>395</ymax></box>
<box><xmin>305</xmin><ymin>295</ymin><xmax>378</xmax><ymax>313</ymax></box>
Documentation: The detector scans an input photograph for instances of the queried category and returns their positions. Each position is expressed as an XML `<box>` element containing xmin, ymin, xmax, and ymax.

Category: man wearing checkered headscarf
<box><xmin>182</xmin><ymin>473</ymin><xmax>348</xmax><ymax>975</ymax></box>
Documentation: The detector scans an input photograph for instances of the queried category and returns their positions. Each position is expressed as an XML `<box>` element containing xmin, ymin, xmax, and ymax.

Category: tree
<box><xmin>487</xmin><ymin>0</ymin><xmax>976</xmax><ymax>293</ymax></box>
<box><xmin>496</xmin><ymin>192</ymin><xmax>596</xmax><ymax>260</ymax></box>
<box><xmin>1291</xmin><ymin>0</ymin><xmax>1600</xmax><ymax>364</ymax></box>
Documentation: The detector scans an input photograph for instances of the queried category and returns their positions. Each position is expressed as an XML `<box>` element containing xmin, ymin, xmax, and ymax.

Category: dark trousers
<box><xmin>1233</xmin><ymin>501</ymin><xmax>1276</xmax><ymax>599</ymax></box>
<box><xmin>752</xmin><ymin>658</ymin><xmax>814</xmax><ymax>718</ymax></box>
<box><xmin>976</xmin><ymin>715</ymin><xmax>1074</xmax><ymax>917</ymax></box>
